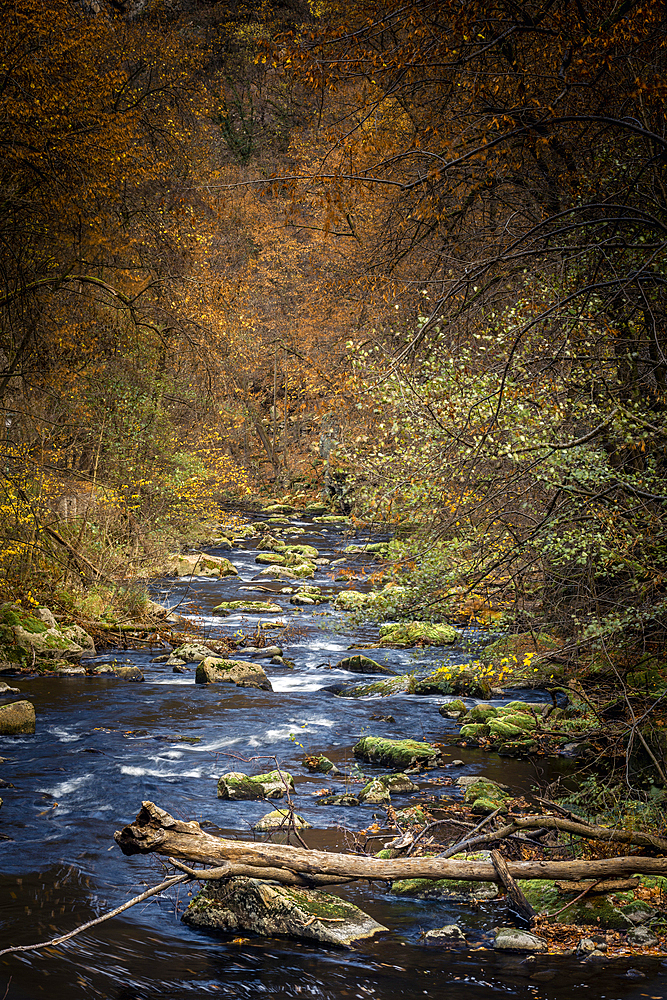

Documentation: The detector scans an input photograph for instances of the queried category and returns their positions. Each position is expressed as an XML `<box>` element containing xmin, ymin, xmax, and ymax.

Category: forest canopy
<box><xmin>0</xmin><ymin>0</ymin><xmax>665</xmax><ymax>657</ymax></box>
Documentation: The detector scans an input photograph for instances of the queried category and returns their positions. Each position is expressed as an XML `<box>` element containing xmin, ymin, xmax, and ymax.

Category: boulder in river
<box><xmin>338</xmin><ymin>676</ymin><xmax>410</xmax><ymax>698</ymax></box>
<box><xmin>424</xmin><ymin>924</ymin><xmax>467</xmax><ymax>944</ymax></box>
<box><xmin>252</xmin><ymin>809</ymin><xmax>312</xmax><ymax>832</ymax></box>
<box><xmin>217</xmin><ymin>770</ymin><xmax>294</xmax><ymax>799</ymax></box>
<box><xmin>0</xmin><ymin>681</ymin><xmax>20</xmax><ymax>696</ymax></box>
<box><xmin>334</xmin><ymin>655</ymin><xmax>395</xmax><ymax>675</ymax></box>
<box><xmin>195</xmin><ymin>657</ymin><xmax>272</xmax><ymax>690</ymax></box>
<box><xmin>169</xmin><ymin>643</ymin><xmax>217</xmax><ymax>663</ymax></box>
<box><xmin>212</xmin><ymin>601</ymin><xmax>283</xmax><ymax>616</ymax></box>
<box><xmin>378</xmin><ymin>622</ymin><xmax>458</xmax><ymax>647</ymax></box>
<box><xmin>183</xmin><ymin>876</ymin><xmax>388</xmax><ymax>947</ymax></box>
<box><xmin>391</xmin><ymin>851</ymin><xmax>500</xmax><ymax>902</ymax></box>
<box><xmin>358</xmin><ymin>778</ymin><xmax>391</xmax><ymax>805</ymax></box>
<box><xmin>0</xmin><ymin>603</ymin><xmax>95</xmax><ymax>665</ymax></box>
<box><xmin>255</xmin><ymin>552</ymin><xmax>286</xmax><ymax>565</ymax></box>
<box><xmin>168</xmin><ymin>552</ymin><xmax>239</xmax><ymax>578</ymax></box>
<box><xmin>412</xmin><ymin>663</ymin><xmax>491</xmax><ymax>699</ymax></box>
<box><xmin>303</xmin><ymin>754</ymin><xmax>340</xmax><ymax>775</ymax></box>
<box><xmin>0</xmin><ymin>699</ymin><xmax>35</xmax><ymax>734</ymax></box>
<box><xmin>493</xmin><ymin>928</ymin><xmax>548</xmax><ymax>952</ymax></box>
<box><xmin>354</xmin><ymin>736</ymin><xmax>441</xmax><ymax>769</ymax></box>
<box><xmin>93</xmin><ymin>665</ymin><xmax>144</xmax><ymax>681</ymax></box>
<box><xmin>460</xmin><ymin>776</ymin><xmax>512</xmax><ymax>814</ymax></box>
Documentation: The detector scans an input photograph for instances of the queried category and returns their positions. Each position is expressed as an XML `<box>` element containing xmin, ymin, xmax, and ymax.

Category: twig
<box><xmin>545</xmin><ymin>880</ymin><xmax>602</xmax><ymax>919</ymax></box>
<box><xmin>0</xmin><ymin>874</ymin><xmax>190</xmax><ymax>958</ymax></box>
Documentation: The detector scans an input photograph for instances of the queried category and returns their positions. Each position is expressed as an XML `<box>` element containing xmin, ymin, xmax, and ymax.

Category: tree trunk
<box><xmin>115</xmin><ymin>802</ymin><xmax>667</xmax><ymax>886</ymax></box>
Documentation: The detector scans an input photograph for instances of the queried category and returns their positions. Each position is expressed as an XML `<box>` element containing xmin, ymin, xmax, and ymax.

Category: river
<box><xmin>1</xmin><ymin>511</ymin><xmax>665</xmax><ymax>999</ymax></box>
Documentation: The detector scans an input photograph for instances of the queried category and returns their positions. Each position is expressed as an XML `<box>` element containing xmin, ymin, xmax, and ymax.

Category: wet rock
<box><xmin>378</xmin><ymin>622</ymin><xmax>458</xmax><ymax>647</ymax></box>
<box><xmin>317</xmin><ymin>792</ymin><xmax>360</xmax><ymax>806</ymax></box>
<box><xmin>494</xmin><ymin>928</ymin><xmax>548</xmax><ymax>953</ymax></box>
<box><xmin>170</xmin><ymin>643</ymin><xmax>217</xmax><ymax>663</ymax></box>
<box><xmin>212</xmin><ymin>601</ymin><xmax>283</xmax><ymax>616</ymax></box>
<box><xmin>53</xmin><ymin>665</ymin><xmax>86</xmax><ymax>676</ymax></box>
<box><xmin>303</xmin><ymin>754</ymin><xmax>340</xmax><ymax>776</ymax></box>
<box><xmin>576</xmin><ymin>937</ymin><xmax>599</xmax><ymax>956</ymax></box>
<box><xmin>458</xmin><ymin>777</ymin><xmax>512</xmax><ymax>815</ymax></box>
<box><xmin>0</xmin><ymin>700</ymin><xmax>35</xmax><ymax>734</ymax></box>
<box><xmin>0</xmin><ymin>681</ymin><xmax>20</xmax><ymax>696</ymax></box>
<box><xmin>627</xmin><ymin>926</ymin><xmax>659</xmax><ymax>947</ymax></box>
<box><xmin>195</xmin><ymin>657</ymin><xmax>272</xmax><ymax>690</ymax></box>
<box><xmin>333</xmin><ymin>590</ymin><xmax>371</xmax><ymax>611</ymax></box>
<box><xmin>291</xmin><ymin>594</ymin><xmax>315</xmax><ymax>605</ymax></box>
<box><xmin>358</xmin><ymin>778</ymin><xmax>391</xmax><ymax>805</ymax></box>
<box><xmin>167</xmin><ymin>552</ymin><xmax>239</xmax><ymax>578</ymax></box>
<box><xmin>392</xmin><ymin>852</ymin><xmax>500</xmax><ymax>901</ymax></box>
<box><xmin>0</xmin><ymin>603</ymin><xmax>95</xmax><ymax>663</ymax></box>
<box><xmin>290</xmin><ymin>587</ymin><xmax>328</xmax><ymax>606</ymax></box>
<box><xmin>255</xmin><ymin>552</ymin><xmax>287</xmax><ymax>565</ymax></box>
<box><xmin>424</xmin><ymin>924</ymin><xmax>466</xmax><ymax>944</ymax></box>
<box><xmin>172</xmin><ymin>664</ymin><xmax>190</xmax><ymax>673</ymax></box>
<box><xmin>248</xmin><ymin>646</ymin><xmax>282</xmax><ymax>659</ymax></box>
<box><xmin>412</xmin><ymin>664</ymin><xmax>490</xmax><ymax>698</ymax></box>
<box><xmin>353</xmin><ymin>736</ymin><xmax>441</xmax><ymax>769</ymax></box>
<box><xmin>262</xmin><ymin>503</ymin><xmax>297</xmax><ymax>514</ymax></box>
<box><xmin>379</xmin><ymin>773</ymin><xmax>420</xmax><ymax>793</ymax></box>
<box><xmin>339</xmin><ymin>676</ymin><xmax>410</xmax><ymax>698</ymax></box>
<box><xmin>334</xmin><ymin>655</ymin><xmax>395</xmax><ymax>675</ymax></box>
<box><xmin>183</xmin><ymin>876</ymin><xmax>388</xmax><ymax>947</ymax></box>
<box><xmin>284</xmin><ymin>544</ymin><xmax>319</xmax><ymax>561</ymax></box>
<box><xmin>252</xmin><ymin>809</ymin><xmax>311</xmax><ymax>832</ymax></box>
<box><xmin>217</xmin><ymin>770</ymin><xmax>294</xmax><ymax>800</ymax></box>
<box><xmin>94</xmin><ymin>665</ymin><xmax>144</xmax><ymax>681</ymax></box>
<box><xmin>439</xmin><ymin>699</ymin><xmax>468</xmax><ymax>718</ymax></box>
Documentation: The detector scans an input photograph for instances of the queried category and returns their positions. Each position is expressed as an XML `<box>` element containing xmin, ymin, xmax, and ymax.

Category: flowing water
<box><xmin>1</xmin><ymin>513</ymin><xmax>665</xmax><ymax>999</ymax></box>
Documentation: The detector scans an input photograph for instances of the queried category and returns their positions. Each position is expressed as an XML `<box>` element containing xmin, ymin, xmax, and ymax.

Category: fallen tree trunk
<box><xmin>115</xmin><ymin>802</ymin><xmax>667</xmax><ymax>886</ymax></box>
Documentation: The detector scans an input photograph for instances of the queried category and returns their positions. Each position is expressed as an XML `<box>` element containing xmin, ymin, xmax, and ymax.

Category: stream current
<box><xmin>1</xmin><ymin>512</ymin><xmax>665</xmax><ymax>999</ymax></box>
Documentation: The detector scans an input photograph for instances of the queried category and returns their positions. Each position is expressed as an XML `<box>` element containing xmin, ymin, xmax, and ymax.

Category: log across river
<box><xmin>1</xmin><ymin>508</ymin><xmax>666</xmax><ymax>999</ymax></box>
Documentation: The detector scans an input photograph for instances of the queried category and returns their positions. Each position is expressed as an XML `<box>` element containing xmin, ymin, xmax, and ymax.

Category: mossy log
<box><xmin>115</xmin><ymin>802</ymin><xmax>667</xmax><ymax>886</ymax></box>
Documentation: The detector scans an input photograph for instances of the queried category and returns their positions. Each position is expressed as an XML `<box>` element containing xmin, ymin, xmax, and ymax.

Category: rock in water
<box><xmin>252</xmin><ymin>809</ymin><xmax>311</xmax><ymax>832</ymax></box>
<box><xmin>195</xmin><ymin>657</ymin><xmax>272</xmax><ymax>690</ymax></box>
<box><xmin>353</xmin><ymin>736</ymin><xmax>441</xmax><ymax>769</ymax></box>
<box><xmin>334</xmin><ymin>655</ymin><xmax>395</xmax><ymax>675</ymax></box>
<box><xmin>212</xmin><ymin>601</ymin><xmax>283</xmax><ymax>615</ymax></box>
<box><xmin>183</xmin><ymin>876</ymin><xmax>388</xmax><ymax>947</ymax></box>
<box><xmin>0</xmin><ymin>700</ymin><xmax>35</xmax><ymax>734</ymax></box>
<box><xmin>493</xmin><ymin>928</ymin><xmax>548</xmax><ymax>953</ymax></box>
<box><xmin>217</xmin><ymin>770</ymin><xmax>294</xmax><ymax>799</ymax></box>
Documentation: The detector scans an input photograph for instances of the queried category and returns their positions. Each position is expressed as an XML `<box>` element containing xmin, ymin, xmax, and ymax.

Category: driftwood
<box><xmin>115</xmin><ymin>802</ymin><xmax>667</xmax><ymax>886</ymax></box>
<box><xmin>490</xmin><ymin>849</ymin><xmax>535</xmax><ymax>923</ymax></box>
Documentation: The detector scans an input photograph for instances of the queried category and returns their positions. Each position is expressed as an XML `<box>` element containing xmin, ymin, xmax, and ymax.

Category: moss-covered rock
<box><xmin>334</xmin><ymin>655</ymin><xmax>395</xmax><ymax>675</ymax></box>
<box><xmin>462</xmin><ymin>705</ymin><xmax>499</xmax><ymax>724</ymax></box>
<box><xmin>338</xmin><ymin>676</ymin><xmax>411</xmax><ymax>698</ymax></box>
<box><xmin>379</xmin><ymin>773</ymin><xmax>420</xmax><ymax>793</ymax></box>
<box><xmin>303</xmin><ymin>754</ymin><xmax>340</xmax><ymax>775</ymax></box>
<box><xmin>0</xmin><ymin>604</ymin><xmax>95</xmax><ymax>665</ymax></box>
<box><xmin>213</xmin><ymin>601</ymin><xmax>283</xmax><ymax>615</ymax></box>
<box><xmin>379</xmin><ymin>622</ymin><xmax>458</xmax><ymax>647</ymax></box>
<box><xmin>168</xmin><ymin>553</ymin><xmax>239</xmax><ymax>578</ymax></box>
<box><xmin>353</xmin><ymin>736</ymin><xmax>441</xmax><ymax>768</ymax></box>
<box><xmin>462</xmin><ymin>778</ymin><xmax>512</xmax><ymax>813</ymax></box>
<box><xmin>93</xmin><ymin>665</ymin><xmax>144</xmax><ymax>681</ymax></box>
<box><xmin>255</xmin><ymin>552</ymin><xmax>287</xmax><ymax>565</ymax></box>
<box><xmin>333</xmin><ymin>590</ymin><xmax>372</xmax><ymax>611</ymax></box>
<box><xmin>0</xmin><ymin>699</ymin><xmax>35</xmax><ymax>734</ymax></box>
<box><xmin>170</xmin><ymin>643</ymin><xmax>217</xmax><ymax>663</ymax></box>
<box><xmin>252</xmin><ymin>809</ymin><xmax>311</xmax><ymax>832</ymax></box>
<box><xmin>438</xmin><ymin>699</ymin><xmax>468</xmax><ymax>718</ymax></box>
<box><xmin>358</xmin><ymin>778</ymin><xmax>391</xmax><ymax>805</ymax></box>
<box><xmin>391</xmin><ymin>853</ymin><xmax>500</xmax><ymax>901</ymax></box>
<box><xmin>217</xmin><ymin>770</ymin><xmax>294</xmax><ymax>800</ymax></box>
<box><xmin>459</xmin><ymin>723</ymin><xmax>489</xmax><ymax>738</ymax></box>
<box><xmin>284</xmin><ymin>544</ymin><xmax>319</xmax><ymax>561</ymax></box>
<box><xmin>412</xmin><ymin>664</ymin><xmax>490</xmax><ymax>698</ymax></box>
<box><xmin>183</xmin><ymin>876</ymin><xmax>387</xmax><ymax>946</ymax></box>
<box><xmin>517</xmin><ymin>879</ymin><xmax>642</xmax><ymax>929</ymax></box>
<box><xmin>195</xmin><ymin>657</ymin><xmax>272</xmax><ymax>690</ymax></box>
<box><xmin>291</xmin><ymin>587</ymin><xmax>328</xmax><ymax>606</ymax></box>
<box><xmin>317</xmin><ymin>792</ymin><xmax>360</xmax><ymax>806</ymax></box>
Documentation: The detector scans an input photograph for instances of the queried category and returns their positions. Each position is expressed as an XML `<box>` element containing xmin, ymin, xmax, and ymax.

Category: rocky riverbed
<box><xmin>1</xmin><ymin>505</ymin><xmax>666</xmax><ymax>999</ymax></box>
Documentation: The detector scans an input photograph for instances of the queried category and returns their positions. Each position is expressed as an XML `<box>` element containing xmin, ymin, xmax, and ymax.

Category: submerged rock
<box><xmin>217</xmin><ymin>770</ymin><xmax>295</xmax><ymax>800</ymax></box>
<box><xmin>0</xmin><ymin>699</ymin><xmax>35</xmax><ymax>734</ymax></box>
<box><xmin>334</xmin><ymin>655</ymin><xmax>395</xmax><ymax>675</ymax></box>
<box><xmin>252</xmin><ymin>809</ymin><xmax>311</xmax><ymax>832</ymax></box>
<box><xmin>494</xmin><ymin>928</ymin><xmax>548</xmax><ymax>953</ymax></box>
<box><xmin>354</xmin><ymin>736</ymin><xmax>441</xmax><ymax>769</ymax></box>
<box><xmin>195</xmin><ymin>657</ymin><xmax>272</xmax><ymax>690</ymax></box>
<box><xmin>183</xmin><ymin>876</ymin><xmax>388</xmax><ymax>947</ymax></box>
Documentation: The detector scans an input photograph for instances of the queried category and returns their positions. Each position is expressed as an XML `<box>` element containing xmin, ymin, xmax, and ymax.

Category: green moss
<box><xmin>379</xmin><ymin>622</ymin><xmax>458</xmax><ymax>647</ymax></box>
<box><xmin>340</xmin><ymin>676</ymin><xmax>410</xmax><ymax>698</ymax></box>
<box><xmin>459</xmin><ymin>723</ymin><xmax>489</xmax><ymax>738</ymax></box>
<box><xmin>463</xmin><ymin>705</ymin><xmax>499</xmax><ymax>723</ymax></box>
<box><xmin>354</xmin><ymin>736</ymin><xmax>440</xmax><ymax>768</ymax></box>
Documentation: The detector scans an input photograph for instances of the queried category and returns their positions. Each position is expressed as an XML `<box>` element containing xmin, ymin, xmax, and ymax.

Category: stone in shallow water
<box><xmin>354</xmin><ymin>736</ymin><xmax>440</xmax><ymax>769</ymax></box>
<box><xmin>494</xmin><ymin>928</ymin><xmax>548</xmax><ymax>953</ymax></box>
<box><xmin>0</xmin><ymin>699</ymin><xmax>35</xmax><ymax>734</ymax></box>
<box><xmin>252</xmin><ymin>809</ymin><xmax>311</xmax><ymax>832</ymax></box>
<box><xmin>183</xmin><ymin>876</ymin><xmax>387</xmax><ymax>947</ymax></box>
<box><xmin>627</xmin><ymin>925</ymin><xmax>659</xmax><ymax>947</ymax></box>
<box><xmin>217</xmin><ymin>770</ymin><xmax>294</xmax><ymax>800</ymax></box>
<box><xmin>424</xmin><ymin>924</ymin><xmax>466</xmax><ymax>944</ymax></box>
<box><xmin>334</xmin><ymin>655</ymin><xmax>395</xmax><ymax>675</ymax></box>
<box><xmin>195</xmin><ymin>657</ymin><xmax>272</xmax><ymax>691</ymax></box>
